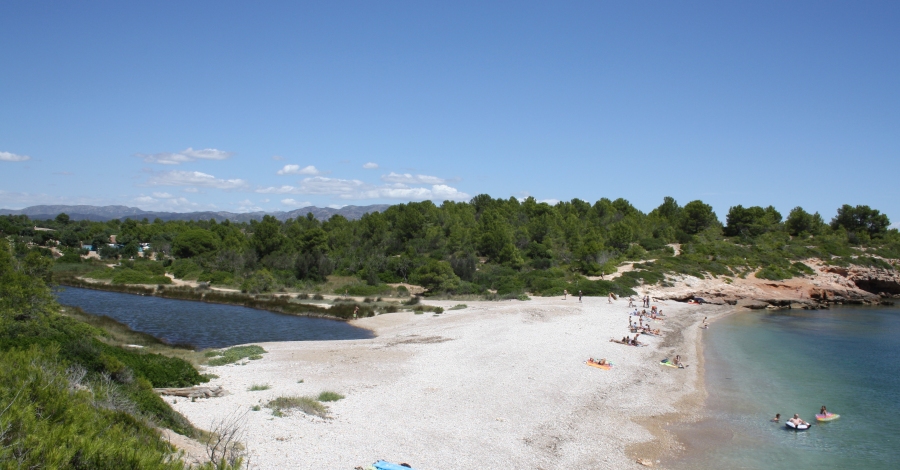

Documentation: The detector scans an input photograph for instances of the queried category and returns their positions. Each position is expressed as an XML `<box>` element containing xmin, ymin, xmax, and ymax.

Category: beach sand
<box><xmin>171</xmin><ymin>297</ymin><xmax>729</xmax><ymax>469</ymax></box>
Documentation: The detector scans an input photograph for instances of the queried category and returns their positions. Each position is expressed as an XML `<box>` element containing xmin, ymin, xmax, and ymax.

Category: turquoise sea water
<box><xmin>671</xmin><ymin>306</ymin><xmax>900</xmax><ymax>469</ymax></box>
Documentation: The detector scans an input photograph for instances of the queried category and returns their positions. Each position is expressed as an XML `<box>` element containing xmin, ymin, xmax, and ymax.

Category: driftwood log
<box><xmin>154</xmin><ymin>385</ymin><xmax>225</xmax><ymax>398</ymax></box>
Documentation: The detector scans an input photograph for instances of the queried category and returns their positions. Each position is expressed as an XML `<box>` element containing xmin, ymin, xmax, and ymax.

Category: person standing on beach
<box><xmin>563</xmin><ymin>289</ymin><xmax>568</xmax><ymax>300</ymax></box>
<box><xmin>578</xmin><ymin>290</ymin><xmax>582</xmax><ymax>302</ymax></box>
<box><xmin>353</xmin><ymin>306</ymin><xmax>359</xmax><ymax>320</ymax></box>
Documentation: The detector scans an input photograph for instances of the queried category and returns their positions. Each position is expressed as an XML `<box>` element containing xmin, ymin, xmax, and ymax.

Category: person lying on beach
<box><xmin>588</xmin><ymin>357</ymin><xmax>608</xmax><ymax>365</ymax></box>
<box><xmin>772</xmin><ymin>413</ymin><xmax>781</xmax><ymax>422</ymax></box>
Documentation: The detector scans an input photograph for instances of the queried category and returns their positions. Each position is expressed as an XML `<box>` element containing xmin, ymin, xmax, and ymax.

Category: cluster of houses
<box><xmin>29</xmin><ymin>227</ymin><xmax>152</xmax><ymax>260</ymax></box>
<box><xmin>78</xmin><ymin>235</ymin><xmax>151</xmax><ymax>255</ymax></box>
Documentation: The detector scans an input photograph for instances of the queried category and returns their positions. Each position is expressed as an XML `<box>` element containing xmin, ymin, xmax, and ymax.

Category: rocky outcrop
<box><xmin>649</xmin><ymin>261</ymin><xmax>897</xmax><ymax>310</ymax></box>
<box><xmin>735</xmin><ymin>299</ymin><xmax>768</xmax><ymax>309</ymax></box>
<box><xmin>844</xmin><ymin>267</ymin><xmax>900</xmax><ymax>296</ymax></box>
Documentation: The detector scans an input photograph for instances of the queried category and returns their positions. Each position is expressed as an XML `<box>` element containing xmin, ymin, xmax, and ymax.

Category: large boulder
<box><xmin>735</xmin><ymin>299</ymin><xmax>769</xmax><ymax>309</ymax></box>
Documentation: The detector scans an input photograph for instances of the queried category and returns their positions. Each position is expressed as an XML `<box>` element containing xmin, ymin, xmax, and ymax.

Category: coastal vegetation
<box><xmin>205</xmin><ymin>345</ymin><xmax>267</xmax><ymax>367</ymax></box>
<box><xmin>0</xmin><ymin>238</ymin><xmax>244</xmax><ymax>468</ymax></box>
<box><xmin>2</xmin><ymin>196</ymin><xmax>897</xmax><ymax>306</ymax></box>
<box><xmin>266</xmin><ymin>396</ymin><xmax>328</xmax><ymax>418</ymax></box>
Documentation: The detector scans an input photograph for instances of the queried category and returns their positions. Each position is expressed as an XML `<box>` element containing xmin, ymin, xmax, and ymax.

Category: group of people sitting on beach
<box><xmin>613</xmin><ymin>333</ymin><xmax>643</xmax><ymax>346</ymax></box>
<box><xmin>629</xmin><ymin>322</ymin><xmax>661</xmax><ymax>336</ymax></box>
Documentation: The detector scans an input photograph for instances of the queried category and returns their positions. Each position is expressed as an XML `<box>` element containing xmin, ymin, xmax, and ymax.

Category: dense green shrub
<box><xmin>341</xmin><ymin>283</ymin><xmax>393</xmax><ymax>296</ymax></box>
<box><xmin>0</xmin><ymin>347</ymin><xmax>188</xmax><ymax>469</ymax></box>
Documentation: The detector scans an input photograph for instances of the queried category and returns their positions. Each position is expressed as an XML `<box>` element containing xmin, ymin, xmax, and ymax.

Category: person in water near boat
<box><xmin>820</xmin><ymin>405</ymin><xmax>828</xmax><ymax>415</ymax></box>
<box><xmin>772</xmin><ymin>413</ymin><xmax>781</xmax><ymax>422</ymax></box>
<box><xmin>789</xmin><ymin>414</ymin><xmax>809</xmax><ymax>426</ymax></box>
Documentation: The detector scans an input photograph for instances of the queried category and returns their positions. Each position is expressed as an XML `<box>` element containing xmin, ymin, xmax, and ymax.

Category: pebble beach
<box><xmin>171</xmin><ymin>297</ymin><xmax>730</xmax><ymax>469</ymax></box>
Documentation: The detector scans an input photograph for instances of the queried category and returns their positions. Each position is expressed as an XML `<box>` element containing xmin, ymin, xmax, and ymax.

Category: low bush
<box><xmin>206</xmin><ymin>345</ymin><xmax>267</xmax><ymax>366</ymax></box>
<box><xmin>317</xmin><ymin>391</ymin><xmax>344</xmax><ymax>402</ymax></box>
<box><xmin>248</xmin><ymin>383</ymin><xmax>271</xmax><ymax>391</ymax></box>
<box><xmin>266</xmin><ymin>396</ymin><xmax>327</xmax><ymax>418</ymax></box>
<box><xmin>110</xmin><ymin>269</ymin><xmax>171</xmax><ymax>285</ymax></box>
<box><xmin>339</xmin><ymin>283</ymin><xmax>392</xmax><ymax>296</ymax></box>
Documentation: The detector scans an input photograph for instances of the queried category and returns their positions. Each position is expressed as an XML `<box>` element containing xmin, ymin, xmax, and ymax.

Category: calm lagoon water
<box><xmin>55</xmin><ymin>286</ymin><xmax>373</xmax><ymax>349</ymax></box>
<box><xmin>672</xmin><ymin>306</ymin><xmax>900</xmax><ymax>469</ymax></box>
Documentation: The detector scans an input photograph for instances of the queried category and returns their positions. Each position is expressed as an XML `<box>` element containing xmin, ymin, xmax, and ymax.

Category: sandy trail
<box><xmin>172</xmin><ymin>297</ymin><xmax>728</xmax><ymax>469</ymax></box>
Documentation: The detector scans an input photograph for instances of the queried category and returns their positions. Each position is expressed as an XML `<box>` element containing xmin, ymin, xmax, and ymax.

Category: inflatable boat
<box><xmin>785</xmin><ymin>421</ymin><xmax>811</xmax><ymax>431</ymax></box>
<box><xmin>816</xmin><ymin>413</ymin><xmax>840</xmax><ymax>422</ymax></box>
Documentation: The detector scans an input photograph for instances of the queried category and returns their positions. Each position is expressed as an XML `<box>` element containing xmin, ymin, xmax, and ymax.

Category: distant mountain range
<box><xmin>0</xmin><ymin>204</ymin><xmax>392</xmax><ymax>222</ymax></box>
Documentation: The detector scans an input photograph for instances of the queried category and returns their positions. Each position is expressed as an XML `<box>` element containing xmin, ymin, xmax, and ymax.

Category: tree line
<box><xmin>2</xmin><ymin>195</ymin><xmax>896</xmax><ymax>297</ymax></box>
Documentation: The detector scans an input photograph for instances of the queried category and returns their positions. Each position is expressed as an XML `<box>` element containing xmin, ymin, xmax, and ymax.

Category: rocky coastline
<box><xmin>649</xmin><ymin>261</ymin><xmax>899</xmax><ymax>310</ymax></box>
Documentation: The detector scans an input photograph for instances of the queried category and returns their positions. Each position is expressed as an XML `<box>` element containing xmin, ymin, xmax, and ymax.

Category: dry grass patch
<box><xmin>267</xmin><ymin>396</ymin><xmax>327</xmax><ymax>418</ymax></box>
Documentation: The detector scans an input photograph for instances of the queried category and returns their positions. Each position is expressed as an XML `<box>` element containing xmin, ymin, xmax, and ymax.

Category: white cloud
<box><xmin>327</xmin><ymin>204</ymin><xmax>346</xmax><ymax>209</ymax></box>
<box><xmin>540</xmin><ymin>198</ymin><xmax>560</xmax><ymax>205</ymax></box>
<box><xmin>281</xmin><ymin>198</ymin><xmax>312</xmax><ymax>208</ymax></box>
<box><xmin>256</xmin><ymin>185</ymin><xmax>300</xmax><ymax>194</ymax></box>
<box><xmin>131</xmin><ymin>195</ymin><xmax>214</xmax><ymax>212</ymax></box>
<box><xmin>0</xmin><ymin>151</ymin><xmax>31</xmax><ymax>162</ymax></box>
<box><xmin>358</xmin><ymin>184</ymin><xmax>470</xmax><ymax>201</ymax></box>
<box><xmin>257</xmin><ymin>176</ymin><xmax>468</xmax><ymax>202</ymax></box>
<box><xmin>256</xmin><ymin>177</ymin><xmax>366</xmax><ymax>196</ymax></box>
<box><xmin>277</xmin><ymin>164</ymin><xmax>320</xmax><ymax>175</ymax></box>
<box><xmin>0</xmin><ymin>190</ymin><xmax>106</xmax><ymax>208</ymax></box>
<box><xmin>138</xmin><ymin>147</ymin><xmax>233</xmax><ymax>165</ymax></box>
<box><xmin>380</xmin><ymin>172</ymin><xmax>446</xmax><ymax>185</ymax></box>
<box><xmin>147</xmin><ymin>170</ymin><xmax>248</xmax><ymax>189</ymax></box>
<box><xmin>363</xmin><ymin>162</ymin><xmax>379</xmax><ymax>169</ymax></box>
<box><xmin>234</xmin><ymin>199</ymin><xmax>263</xmax><ymax>213</ymax></box>
<box><xmin>297</xmin><ymin>176</ymin><xmax>367</xmax><ymax>195</ymax></box>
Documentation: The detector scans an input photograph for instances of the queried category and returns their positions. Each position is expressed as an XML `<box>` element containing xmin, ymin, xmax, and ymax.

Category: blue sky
<box><xmin>1</xmin><ymin>1</ymin><xmax>898</xmax><ymax>223</ymax></box>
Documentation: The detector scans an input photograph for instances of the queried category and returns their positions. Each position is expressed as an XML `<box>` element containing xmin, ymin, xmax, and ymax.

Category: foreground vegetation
<box><xmin>4</xmin><ymin>197</ymin><xmax>898</xmax><ymax>304</ymax></box>
<box><xmin>0</xmin><ymin>238</ymin><xmax>240</xmax><ymax>469</ymax></box>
